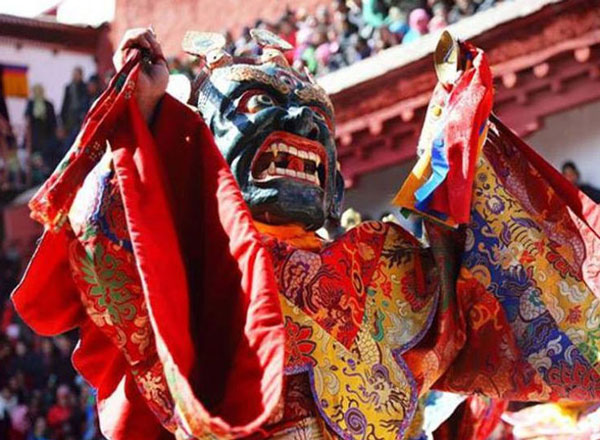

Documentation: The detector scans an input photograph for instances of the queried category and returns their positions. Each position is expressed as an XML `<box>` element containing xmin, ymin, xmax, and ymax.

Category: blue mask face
<box><xmin>197</xmin><ymin>63</ymin><xmax>343</xmax><ymax>230</ymax></box>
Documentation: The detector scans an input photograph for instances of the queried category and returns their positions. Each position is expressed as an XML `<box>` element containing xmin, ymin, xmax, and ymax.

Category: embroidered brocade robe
<box><xmin>12</xmin><ymin>45</ymin><xmax>600</xmax><ymax>440</ymax></box>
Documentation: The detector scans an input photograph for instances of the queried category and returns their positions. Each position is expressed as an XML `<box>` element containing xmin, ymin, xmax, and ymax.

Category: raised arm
<box><xmin>112</xmin><ymin>27</ymin><xmax>169</xmax><ymax>122</ymax></box>
<box><xmin>396</xmin><ymin>32</ymin><xmax>600</xmax><ymax>404</ymax></box>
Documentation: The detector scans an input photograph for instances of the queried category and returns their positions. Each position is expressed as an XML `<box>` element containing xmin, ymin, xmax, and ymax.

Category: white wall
<box><xmin>343</xmin><ymin>160</ymin><xmax>415</xmax><ymax>220</ymax></box>
<box><xmin>527</xmin><ymin>100</ymin><xmax>600</xmax><ymax>189</ymax></box>
<box><xmin>57</xmin><ymin>0</ymin><xmax>115</xmax><ymax>26</ymax></box>
<box><xmin>344</xmin><ymin>99</ymin><xmax>600</xmax><ymax>218</ymax></box>
<box><xmin>0</xmin><ymin>41</ymin><xmax>96</xmax><ymax>140</ymax></box>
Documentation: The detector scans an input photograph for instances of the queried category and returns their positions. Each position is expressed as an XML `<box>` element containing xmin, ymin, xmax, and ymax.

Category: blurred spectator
<box><xmin>46</xmin><ymin>385</ymin><xmax>75</xmax><ymax>438</ymax></box>
<box><xmin>354</xmin><ymin>35</ymin><xmax>373</xmax><ymax>60</ymax></box>
<box><xmin>0</xmin><ymin>118</ymin><xmax>24</xmax><ymax>193</ymax></box>
<box><xmin>562</xmin><ymin>161</ymin><xmax>600</xmax><ymax>203</ymax></box>
<box><xmin>10</xmin><ymin>402</ymin><xmax>30</xmax><ymax>439</ymax></box>
<box><xmin>346</xmin><ymin>0</ymin><xmax>366</xmax><ymax>31</ymax></box>
<box><xmin>271</xmin><ymin>0</ymin><xmax>499</xmax><ymax>76</ymax></box>
<box><xmin>388</xmin><ymin>7</ymin><xmax>409</xmax><ymax>39</ymax></box>
<box><xmin>86</xmin><ymin>75</ymin><xmax>102</xmax><ymax>103</ymax></box>
<box><xmin>315</xmin><ymin>4</ymin><xmax>332</xmax><ymax>27</ymax></box>
<box><xmin>24</xmin><ymin>84</ymin><xmax>57</xmax><ymax>180</ymax></box>
<box><xmin>295</xmin><ymin>14</ymin><xmax>318</xmax><ymax>60</ymax></box>
<box><xmin>315</xmin><ymin>29</ymin><xmax>335</xmax><ymax>71</ymax></box>
<box><xmin>277</xmin><ymin>15</ymin><xmax>297</xmax><ymax>64</ymax></box>
<box><xmin>428</xmin><ymin>2</ymin><xmax>450</xmax><ymax>31</ymax></box>
<box><xmin>362</xmin><ymin>0</ymin><xmax>389</xmax><ymax>29</ymax></box>
<box><xmin>0</xmin><ymin>387</ymin><xmax>16</xmax><ymax>438</ymax></box>
<box><xmin>403</xmin><ymin>8</ymin><xmax>430</xmax><ymax>43</ymax></box>
<box><xmin>0</xmin><ymin>234</ymin><xmax>102</xmax><ymax>440</ymax></box>
<box><xmin>60</xmin><ymin>67</ymin><xmax>89</xmax><ymax>136</ymax></box>
<box><xmin>332</xmin><ymin>0</ymin><xmax>349</xmax><ymax>16</ymax></box>
<box><xmin>303</xmin><ymin>46</ymin><xmax>319</xmax><ymax>74</ymax></box>
<box><xmin>372</xmin><ymin>26</ymin><xmax>399</xmax><ymax>53</ymax></box>
<box><xmin>44</xmin><ymin>125</ymin><xmax>69</xmax><ymax>172</ymax></box>
<box><xmin>78</xmin><ymin>383</ymin><xmax>98</xmax><ymax>440</ymax></box>
<box><xmin>448</xmin><ymin>0</ymin><xmax>477</xmax><ymax>24</ymax></box>
<box><xmin>27</xmin><ymin>417</ymin><xmax>50</xmax><ymax>440</ymax></box>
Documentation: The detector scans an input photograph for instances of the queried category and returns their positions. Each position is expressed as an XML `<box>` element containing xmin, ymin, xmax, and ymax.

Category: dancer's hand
<box><xmin>113</xmin><ymin>27</ymin><xmax>169</xmax><ymax>121</ymax></box>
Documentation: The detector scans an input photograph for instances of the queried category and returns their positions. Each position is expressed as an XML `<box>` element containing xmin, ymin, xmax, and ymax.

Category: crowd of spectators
<box><xmin>0</xmin><ymin>241</ymin><xmax>102</xmax><ymax>440</ymax></box>
<box><xmin>170</xmin><ymin>0</ymin><xmax>511</xmax><ymax>78</ymax></box>
<box><xmin>0</xmin><ymin>66</ymin><xmax>105</xmax><ymax>440</ymax></box>
<box><xmin>0</xmin><ymin>320</ymin><xmax>101</xmax><ymax>440</ymax></box>
<box><xmin>1</xmin><ymin>0</ymin><xmax>512</xmax><ymax>198</ymax></box>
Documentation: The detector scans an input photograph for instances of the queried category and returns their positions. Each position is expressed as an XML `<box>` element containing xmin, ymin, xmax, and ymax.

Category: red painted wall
<box><xmin>112</xmin><ymin>0</ymin><xmax>331</xmax><ymax>56</ymax></box>
<box><xmin>2</xmin><ymin>204</ymin><xmax>43</xmax><ymax>261</ymax></box>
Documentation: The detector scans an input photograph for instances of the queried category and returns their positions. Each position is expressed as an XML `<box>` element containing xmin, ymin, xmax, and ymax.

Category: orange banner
<box><xmin>2</xmin><ymin>64</ymin><xmax>29</xmax><ymax>98</ymax></box>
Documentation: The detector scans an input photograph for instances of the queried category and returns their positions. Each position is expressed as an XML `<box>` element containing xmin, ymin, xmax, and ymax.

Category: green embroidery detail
<box><xmin>79</xmin><ymin>243</ymin><xmax>137</xmax><ymax>325</ymax></box>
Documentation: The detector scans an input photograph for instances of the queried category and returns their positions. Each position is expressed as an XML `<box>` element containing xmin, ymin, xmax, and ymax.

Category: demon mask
<box><xmin>183</xmin><ymin>30</ymin><xmax>344</xmax><ymax>230</ymax></box>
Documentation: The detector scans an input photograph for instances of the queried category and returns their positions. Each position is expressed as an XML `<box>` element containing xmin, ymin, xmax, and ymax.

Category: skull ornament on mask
<box><xmin>185</xmin><ymin>30</ymin><xmax>344</xmax><ymax>230</ymax></box>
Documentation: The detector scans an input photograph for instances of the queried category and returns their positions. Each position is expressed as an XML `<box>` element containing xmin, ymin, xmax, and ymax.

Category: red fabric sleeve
<box><xmin>110</xmin><ymin>92</ymin><xmax>284</xmax><ymax>436</ymax></box>
<box><xmin>489</xmin><ymin>114</ymin><xmax>600</xmax><ymax>234</ymax></box>
<box><xmin>98</xmin><ymin>372</ymin><xmax>175</xmax><ymax>440</ymax></box>
<box><xmin>11</xmin><ymin>228</ymin><xmax>86</xmax><ymax>335</ymax></box>
<box><xmin>73</xmin><ymin>315</ymin><xmax>174</xmax><ymax>439</ymax></box>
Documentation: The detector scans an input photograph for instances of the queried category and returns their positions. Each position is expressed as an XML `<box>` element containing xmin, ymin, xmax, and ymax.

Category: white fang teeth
<box><xmin>336</xmin><ymin>161</ymin><xmax>341</xmax><ymax>171</ymax></box>
<box><xmin>257</xmin><ymin>143</ymin><xmax>326</xmax><ymax>186</ymax></box>
<box><xmin>267</xmin><ymin>144</ymin><xmax>322</xmax><ymax>164</ymax></box>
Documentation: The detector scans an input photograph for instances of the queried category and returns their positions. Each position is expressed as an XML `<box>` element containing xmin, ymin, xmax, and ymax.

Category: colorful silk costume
<box><xmin>12</xmin><ymin>31</ymin><xmax>600</xmax><ymax>440</ymax></box>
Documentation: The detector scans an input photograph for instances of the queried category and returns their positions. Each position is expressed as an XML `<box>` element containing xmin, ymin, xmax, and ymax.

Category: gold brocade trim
<box><xmin>269</xmin><ymin>417</ymin><xmax>326</xmax><ymax>440</ymax></box>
